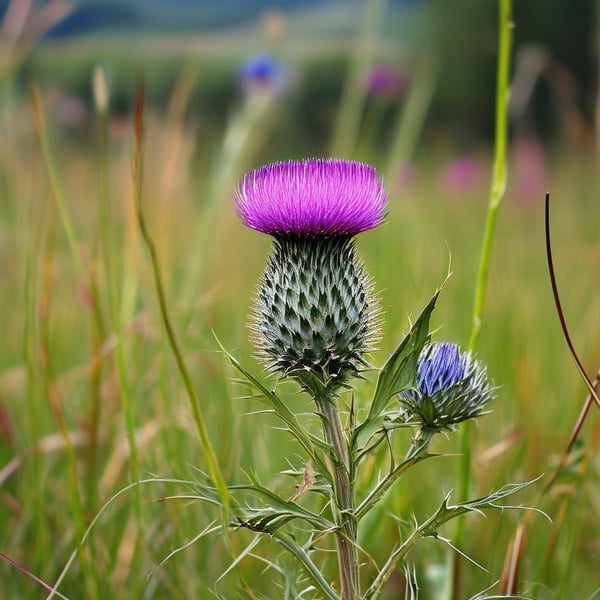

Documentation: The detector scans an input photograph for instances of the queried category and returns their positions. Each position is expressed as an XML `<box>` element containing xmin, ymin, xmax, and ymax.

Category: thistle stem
<box><xmin>354</xmin><ymin>431</ymin><xmax>431</xmax><ymax>522</ymax></box>
<box><xmin>317</xmin><ymin>395</ymin><xmax>359</xmax><ymax>600</ymax></box>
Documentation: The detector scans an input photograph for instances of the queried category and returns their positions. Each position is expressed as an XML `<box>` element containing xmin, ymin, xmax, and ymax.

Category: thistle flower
<box><xmin>234</xmin><ymin>159</ymin><xmax>387</xmax><ymax>396</ymax></box>
<box><xmin>235</xmin><ymin>159</ymin><xmax>386</xmax><ymax>236</ymax></box>
<box><xmin>400</xmin><ymin>343</ymin><xmax>495</xmax><ymax>432</ymax></box>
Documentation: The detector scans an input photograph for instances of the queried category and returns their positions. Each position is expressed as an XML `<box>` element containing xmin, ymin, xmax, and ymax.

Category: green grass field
<box><xmin>1</xmin><ymin>18</ymin><xmax>600</xmax><ymax>599</ymax></box>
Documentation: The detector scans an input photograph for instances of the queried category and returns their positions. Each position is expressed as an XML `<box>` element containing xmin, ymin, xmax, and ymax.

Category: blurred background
<box><xmin>2</xmin><ymin>0</ymin><xmax>598</xmax><ymax>154</ymax></box>
<box><xmin>1</xmin><ymin>0</ymin><xmax>600</xmax><ymax>598</ymax></box>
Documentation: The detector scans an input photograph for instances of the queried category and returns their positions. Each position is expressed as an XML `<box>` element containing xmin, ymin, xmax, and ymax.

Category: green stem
<box><xmin>317</xmin><ymin>396</ymin><xmax>359</xmax><ymax>600</ymax></box>
<box><xmin>385</xmin><ymin>56</ymin><xmax>438</xmax><ymax>194</ymax></box>
<box><xmin>31</xmin><ymin>85</ymin><xmax>85</xmax><ymax>276</ymax></box>
<box><xmin>355</xmin><ymin>432</ymin><xmax>431</xmax><ymax>521</ymax></box>
<box><xmin>453</xmin><ymin>0</ymin><xmax>512</xmax><ymax>596</ymax></box>
<box><xmin>467</xmin><ymin>0</ymin><xmax>512</xmax><ymax>353</ymax></box>
<box><xmin>329</xmin><ymin>0</ymin><xmax>387</xmax><ymax>158</ymax></box>
<box><xmin>32</xmin><ymin>84</ymin><xmax>102</xmax><ymax>596</ymax></box>
<box><xmin>132</xmin><ymin>88</ymin><xmax>230</xmax><ymax>518</ymax></box>
<box><xmin>23</xmin><ymin>185</ymin><xmax>49</xmax><ymax>574</ymax></box>
<box><xmin>94</xmin><ymin>88</ymin><xmax>143</xmax><ymax>532</ymax></box>
<box><xmin>364</xmin><ymin>527</ymin><xmax>422</xmax><ymax>599</ymax></box>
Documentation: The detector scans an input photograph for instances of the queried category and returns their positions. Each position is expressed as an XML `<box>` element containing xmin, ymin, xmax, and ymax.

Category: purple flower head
<box><xmin>417</xmin><ymin>343</ymin><xmax>465</xmax><ymax>396</ymax></box>
<box><xmin>239</xmin><ymin>54</ymin><xmax>289</xmax><ymax>95</ymax></box>
<box><xmin>365</xmin><ymin>66</ymin><xmax>407</xmax><ymax>100</ymax></box>
<box><xmin>234</xmin><ymin>159</ymin><xmax>388</xmax><ymax>236</ymax></box>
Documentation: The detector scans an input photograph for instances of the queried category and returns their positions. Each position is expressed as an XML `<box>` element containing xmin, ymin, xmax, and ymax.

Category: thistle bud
<box><xmin>400</xmin><ymin>343</ymin><xmax>495</xmax><ymax>432</ymax></box>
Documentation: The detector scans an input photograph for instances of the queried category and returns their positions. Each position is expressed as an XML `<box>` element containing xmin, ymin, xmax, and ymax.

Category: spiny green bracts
<box><xmin>252</xmin><ymin>235</ymin><xmax>379</xmax><ymax>395</ymax></box>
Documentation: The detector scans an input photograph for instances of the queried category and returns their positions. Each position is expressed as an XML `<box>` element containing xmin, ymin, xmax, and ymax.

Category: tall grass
<box><xmin>452</xmin><ymin>0</ymin><xmax>512</xmax><ymax>596</ymax></box>
<box><xmin>1</xmin><ymin>13</ymin><xmax>599</xmax><ymax>600</ymax></box>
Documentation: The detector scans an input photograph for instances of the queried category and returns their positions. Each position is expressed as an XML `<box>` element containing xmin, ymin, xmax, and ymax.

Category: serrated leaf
<box><xmin>229</xmin><ymin>482</ymin><xmax>333</xmax><ymax>531</ymax></box>
<box><xmin>354</xmin><ymin>289</ymin><xmax>440</xmax><ymax>450</ymax></box>
<box><xmin>271</xmin><ymin>532</ymin><xmax>339</xmax><ymax>600</ymax></box>
<box><xmin>353</xmin><ymin>415</ymin><xmax>387</xmax><ymax>452</ymax></box>
<box><xmin>370</xmin><ymin>290</ymin><xmax>439</xmax><ymax>417</ymax></box>
<box><xmin>364</xmin><ymin>478</ymin><xmax>543</xmax><ymax>599</ymax></box>
<box><xmin>419</xmin><ymin>477</ymin><xmax>545</xmax><ymax>536</ymax></box>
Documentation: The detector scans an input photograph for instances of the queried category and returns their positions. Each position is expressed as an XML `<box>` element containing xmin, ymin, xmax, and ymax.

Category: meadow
<box><xmin>1</xmin><ymin>10</ymin><xmax>600</xmax><ymax>600</ymax></box>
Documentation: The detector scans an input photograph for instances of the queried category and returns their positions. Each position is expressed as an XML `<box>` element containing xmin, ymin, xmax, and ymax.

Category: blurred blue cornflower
<box><xmin>239</xmin><ymin>54</ymin><xmax>289</xmax><ymax>96</ymax></box>
<box><xmin>400</xmin><ymin>342</ymin><xmax>495</xmax><ymax>432</ymax></box>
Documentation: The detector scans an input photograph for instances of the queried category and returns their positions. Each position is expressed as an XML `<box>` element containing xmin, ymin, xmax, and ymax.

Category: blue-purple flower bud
<box><xmin>400</xmin><ymin>343</ymin><xmax>495</xmax><ymax>431</ymax></box>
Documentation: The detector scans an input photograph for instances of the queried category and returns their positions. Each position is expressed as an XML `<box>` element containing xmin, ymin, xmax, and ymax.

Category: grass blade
<box><xmin>453</xmin><ymin>1</ymin><xmax>513</xmax><ymax>595</ymax></box>
<box><xmin>130</xmin><ymin>82</ymin><xmax>230</xmax><ymax>518</ymax></box>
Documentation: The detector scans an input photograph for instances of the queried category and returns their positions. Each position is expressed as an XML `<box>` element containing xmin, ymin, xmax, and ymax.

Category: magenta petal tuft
<box><xmin>234</xmin><ymin>158</ymin><xmax>388</xmax><ymax>236</ymax></box>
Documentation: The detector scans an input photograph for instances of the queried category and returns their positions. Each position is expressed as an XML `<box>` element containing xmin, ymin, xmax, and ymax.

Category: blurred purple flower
<box><xmin>365</xmin><ymin>66</ymin><xmax>407</xmax><ymax>100</ymax></box>
<box><xmin>442</xmin><ymin>155</ymin><xmax>485</xmax><ymax>193</ymax></box>
<box><xmin>234</xmin><ymin>159</ymin><xmax>387</xmax><ymax>236</ymax></box>
<box><xmin>397</xmin><ymin>162</ymin><xmax>415</xmax><ymax>190</ymax></box>
<box><xmin>510</xmin><ymin>137</ymin><xmax>548</xmax><ymax>202</ymax></box>
<box><xmin>239</xmin><ymin>54</ymin><xmax>289</xmax><ymax>95</ymax></box>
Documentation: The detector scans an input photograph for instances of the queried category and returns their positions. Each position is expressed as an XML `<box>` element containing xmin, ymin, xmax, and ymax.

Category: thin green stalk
<box><xmin>95</xmin><ymin>68</ymin><xmax>119</xmax><ymax>328</ymax></box>
<box><xmin>32</xmin><ymin>85</ymin><xmax>112</xmax><ymax>514</ymax></box>
<box><xmin>355</xmin><ymin>445</ymin><xmax>429</xmax><ymax>521</ymax></box>
<box><xmin>467</xmin><ymin>0</ymin><xmax>512</xmax><ymax>353</ymax></box>
<box><xmin>85</xmin><ymin>264</ymin><xmax>105</xmax><ymax>515</ymax></box>
<box><xmin>31</xmin><ymin>85</ymin><xmax>85</xmax><ymax>276</ymax></box>
<box><xmin>316</xmin><ymin>395</ymin><xmax>359</xmax><ymax>600</ymax></box>
<box><xmin>95</xmin><ymin>74</ymin><xmax>139</xmax><ymax>487</ymax></box>
<box><xmin>32</xmin><ymin>85</ymin><xmax>103</xmax><ymax>596</ymax></box>
<box><xmin>364</xmin><ymin>525</ymin><xmax>422</xmax><ymax>599</ymax></box>
<box><xmin>329</xmin><ymin>0</ymin><xmax>387</xmax><ymax>158</ymax></box>
<box><xmin>181</xmin><ymin>88</ymin><xmax>278</xmax><ymax>310</ymax></box>
<box><xmin>452</xmin><ymin>0</ymin><xmax>512</xmax><ymax>596</ymax></box>
<box><xmin>384</xmin><ymin>56</ymin><xmax>438</xmax><ymax>194</ymax></box>
<box><xmin>92</xmin><ymin>76</ymin><xmax>112</xmax><ymax>511</ymax></box>
<box><xmin>22</xmin><ymin>176</ymin><xmax>49</xmax><ymax>571</ymax></box>
<box><xmin>39</xmin><ymin>238</ymin><xmax>99</xmax><ymax>599</ymax></box>
<box><xmin>132</xmin><ymin>86</ymin><xmax>230</xmax><ymax>516</ymax></box>
<box><xmin>93</xmin><ymin>79</ymin><xmax>144</xmax><ymax>558</ymax></box>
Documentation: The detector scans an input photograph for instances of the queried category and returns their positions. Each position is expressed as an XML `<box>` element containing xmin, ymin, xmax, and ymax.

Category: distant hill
<box><xmin>0</xmin><ymin>0</ymin><xmax>422</xmax><ymax>41</ymax></box>
<box><xmin>44</xmin><ymin>0</ymin><xmax>341</xmax><ymax>38</ymax></box>
<box><xmin>32</xmin><ymin>0</ymin><xmax>419</xmax><ymax>39</ymax></box>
